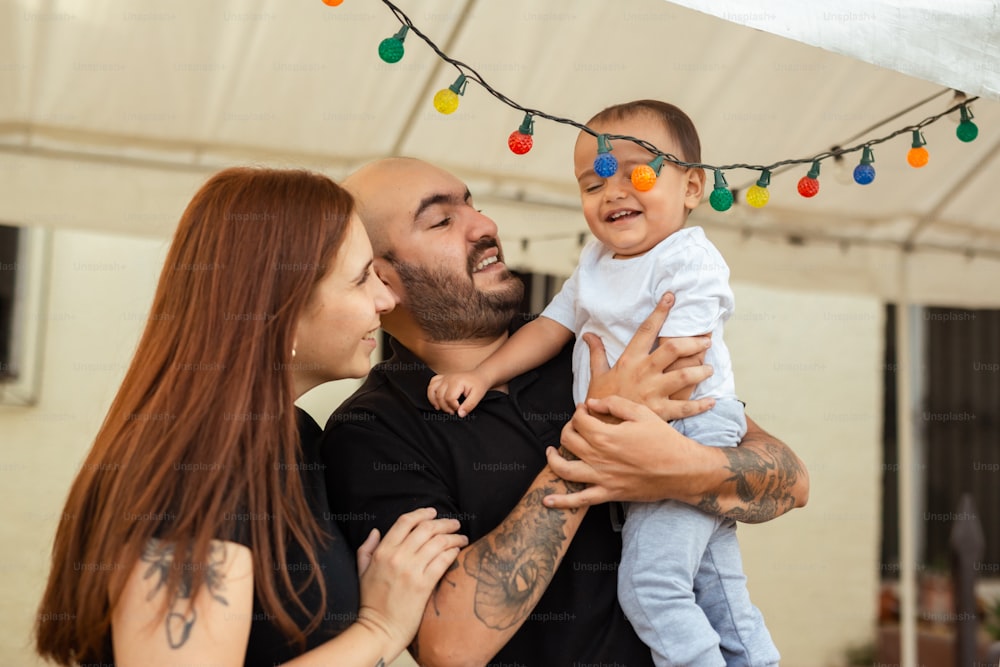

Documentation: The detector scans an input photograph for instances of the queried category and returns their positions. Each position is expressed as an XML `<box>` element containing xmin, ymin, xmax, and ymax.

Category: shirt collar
<box><xmin>372</xmin><ymin>336</ymin><xmax>438</xmax><ymax>412</ymax></box>
<box><xmin>373</xmin><ymin>326</ymin><xmax>540</xmax><ymax>413</ymax></box>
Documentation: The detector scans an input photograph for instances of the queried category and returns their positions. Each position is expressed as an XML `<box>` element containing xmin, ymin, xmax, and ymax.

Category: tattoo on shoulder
<box><xmin>141</xmin><ymin>538</ymin><xmax>229</xmax><ymax>649</ymax></box>
<box><xmin>697</xmin><ymin>437</ymin><xmax>805</xmax><ymax>523</ymax></box>
<box><xmin>462</xmin><ymin>486</ymin><xmax>568</xmax><ymax>630</ymax></box>
<box><xmin>374</xmin><ymin>659</ymin><xmax>386</xmax><ymax>667</ymax></box>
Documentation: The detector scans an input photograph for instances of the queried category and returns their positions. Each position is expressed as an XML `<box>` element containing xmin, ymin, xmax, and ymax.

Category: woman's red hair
<box><xmin>35</xmin><ymin>167</ymin><xmax>353</xmax><ymax>664</ymax></box>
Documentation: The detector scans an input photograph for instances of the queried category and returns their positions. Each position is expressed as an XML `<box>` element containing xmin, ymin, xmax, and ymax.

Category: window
<box><xmin>0</xmin><ymin>225</ymin><xmax>17</xmax><ymax>380</ymax></box>
<box><xmin>0</xmin><ymin>225</ymin><xmax>50</xmax><ymax>406</ymax></box>
<box><xmin>881</xmin><ymin>304</ymin><xmax>1000</xmax><ymax>573</ymax></box>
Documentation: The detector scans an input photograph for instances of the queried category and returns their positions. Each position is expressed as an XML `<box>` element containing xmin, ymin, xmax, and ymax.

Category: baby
<box><xmin>427</xmin><ymin>100</ymin><xmax>780</xmax><ymax>667</ymax></box>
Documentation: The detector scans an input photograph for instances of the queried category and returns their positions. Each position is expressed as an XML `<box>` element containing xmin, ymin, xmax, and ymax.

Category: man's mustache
<box><xmin>467</xmin><ymin>238</ymin><xmax>502</xmax><ymax>274</ymax></box>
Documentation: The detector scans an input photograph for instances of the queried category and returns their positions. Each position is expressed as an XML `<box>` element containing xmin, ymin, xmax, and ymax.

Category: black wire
<box><xmin>380</xmin><ymin>0</ymin><xmax>979</xmax><ymax>176</ymax></box>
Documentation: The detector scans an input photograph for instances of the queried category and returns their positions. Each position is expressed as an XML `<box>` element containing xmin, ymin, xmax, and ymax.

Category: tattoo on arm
<box><xmin>462</xmin><ymin>486</ymin><xmax>572</xmax><ymax>630</ymax></box>
<box><xmin>140</xmin><ymin>538</ymin><xmax>229</xmax><ymax>649</ymax></box>
<box><xmin>696</xmin><ymin>437</ymin><xmax>805</xmax><ymax>523</ymax></box>
<box><xmin>430</xmin><ymin>560</ymin><xmax>459</xmax><ymax>617</ymax></box>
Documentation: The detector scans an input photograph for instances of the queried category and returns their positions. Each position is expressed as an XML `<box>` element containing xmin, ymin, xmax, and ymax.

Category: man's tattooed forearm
<box><xmin>141</xmin><ymin>538</ymin><xmax>229</xmax><ymax>649</ymax></box>
<box><xmin>696</xmin><ymin>439</ymin><xmax>805</xmax><ymax>523</ymax></box>
<box><xmin>462</xmin><ymin>487</ymin><xmax>569</xmax><ymax>629</ymax></box>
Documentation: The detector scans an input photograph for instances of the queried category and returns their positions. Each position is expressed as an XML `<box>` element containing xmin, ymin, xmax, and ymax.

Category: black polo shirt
<box><xmin>321</xmin><ymin>334</ymin><xmax>653</xmax><ymax>667</ymax></box>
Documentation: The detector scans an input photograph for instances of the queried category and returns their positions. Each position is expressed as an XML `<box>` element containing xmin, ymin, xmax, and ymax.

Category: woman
<box><xmin>35</xmin><ymin>167</ymin><xmax>466</xmax><ymax>666</ymax></box>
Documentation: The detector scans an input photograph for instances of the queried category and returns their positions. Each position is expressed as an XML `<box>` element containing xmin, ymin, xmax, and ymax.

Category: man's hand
<box><xmin>543</xmin><ymin>399</ymin><xmax>809</xmax><ymax>523</ymax></box>
<box><xmin>543</xmin><ymin>396</ymin><xmax>708</xmax><ymax>508</ymax></box>
<box><xmin>584</xmin><ymin>293</ymin><xmax>715</xmax><ymax>421</ymax></box>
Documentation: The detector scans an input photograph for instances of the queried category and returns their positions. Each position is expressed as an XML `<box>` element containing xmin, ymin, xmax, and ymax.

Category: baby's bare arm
<box><xmin>477</xmin><ymin>316</ymin><xmax>574</xmax><ymax>388</ymax></box>
<box><xmin>428</xmin><ymin>317</ymin><xmax>574</xmax><ymax>417</ymax></box>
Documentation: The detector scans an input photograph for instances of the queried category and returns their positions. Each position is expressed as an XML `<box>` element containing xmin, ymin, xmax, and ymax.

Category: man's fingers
<box><xmin>546</xmin><ymin>446</ymin><xmax>601</xmax><ymax>485</ymax></box>
<box><xmin>584</xmin><ymin>395</ymin><xmax>649</xmax><ymax>423</ymax></box>
<box><xmin>672</xmin><ymin>396</ymin><xmax>716</xmax><ymax>419</ymax></box>
<box><xmin>583</xmin><ymin>332</ymin><xmax>611</xmax><ymax>377</ymax></box>
<box><xmin>662</xmin><ymin>364</ymin><xmax>713</xmax><ymax>394</ymax></box>
<box><xmin>621</xmin><ymin>292</ymin><xmax>674</xmax><ymax>359</ymax></box>
<box><xmin>649</xmin><ymin>335</ymin><xmax>711</xmax><ymax>369</ymax></box>
<box><xmin>543</xmin><ymin>486</ymin><xmax>609</xmax><ymax>510</ymax></box>
<box><xmin>559</xmin><ymin>411</ymin><xmax>598</xmax><ymax>458</ymax></box>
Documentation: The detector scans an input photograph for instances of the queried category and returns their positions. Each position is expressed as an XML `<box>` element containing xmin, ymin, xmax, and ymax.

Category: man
<box><xmin>322</xmin><ymin>157</ymin><xmax>808</xmax><ymax>666</ymax></box>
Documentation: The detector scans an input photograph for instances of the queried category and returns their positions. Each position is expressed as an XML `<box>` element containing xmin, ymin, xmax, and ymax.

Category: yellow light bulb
<box><xmin>433</xmin><ymin>88</ymin><xmax>459</xmax><ymax>114</ymax></box>
<box><xmin>746</xmin><ymin>184</ymin><xmax>770</xmax><ymax>208</ymax></box>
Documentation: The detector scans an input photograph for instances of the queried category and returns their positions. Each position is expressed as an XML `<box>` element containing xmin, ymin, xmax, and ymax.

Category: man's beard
<box><xmin>389</xmin><ymin>242</ymin><xmax>524</xmax><ymax>342</ymax></box>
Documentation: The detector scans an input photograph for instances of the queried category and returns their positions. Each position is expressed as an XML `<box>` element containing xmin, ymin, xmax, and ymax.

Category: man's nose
<box><xmin>464</xmin><ymin>207</ymin><xmax>499</xmax><ymax>241</ymax></box>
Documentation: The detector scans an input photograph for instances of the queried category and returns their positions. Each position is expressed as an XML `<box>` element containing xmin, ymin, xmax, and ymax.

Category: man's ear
<box><xmin>684</xmin><ymin>167</ymin><xmax>706</xmax><ymax>211</ymax></box>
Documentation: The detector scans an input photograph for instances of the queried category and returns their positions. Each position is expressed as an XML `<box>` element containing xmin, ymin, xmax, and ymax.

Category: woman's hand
<box><xmin>354</xmin><ymin>508</ymin><xmax>467</xmax><ymax>652</ymax></box>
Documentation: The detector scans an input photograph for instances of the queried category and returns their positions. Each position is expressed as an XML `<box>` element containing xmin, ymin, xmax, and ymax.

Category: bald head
<box><xmin>343</xmin><ymin>157</ymin><xmax>461</xmax><ymax>259</ymax></box>
<box><xmin>343</xmin><ymin>158</ymin><xmax>411</xmax><ymax>257</ymax></box>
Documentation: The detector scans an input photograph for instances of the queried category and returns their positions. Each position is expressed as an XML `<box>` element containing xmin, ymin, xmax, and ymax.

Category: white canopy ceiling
<box><xmin>2</xmin><ymin>0</ymin><xmax>999</xmax><ymax>305</ymax></box>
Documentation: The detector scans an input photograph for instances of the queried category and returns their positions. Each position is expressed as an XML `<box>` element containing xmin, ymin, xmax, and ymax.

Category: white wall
<box><xmin>1</xmin><ymin>228</ymin><xmax>164</xmax><ymax>663</ymax></box>
<box><xmin>727</xmin><ymin>282</ymin><xmax>883</xmax><ymax>667</ymax></box>
<box><xmin>0</xmin><ymin>229</ymin><xmax>882</xmax><ymax>667</ymax></box>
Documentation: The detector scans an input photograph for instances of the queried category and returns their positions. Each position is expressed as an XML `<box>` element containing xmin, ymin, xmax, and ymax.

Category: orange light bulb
<box><xmin>907</xmin><ymin>146</ymin><xmax>929</xmax><ymax>168</ymax></box>
<box><xmin>631</xmin><ymin>165</ymin><xmax>657</xmax><ymax>191</ymax></box>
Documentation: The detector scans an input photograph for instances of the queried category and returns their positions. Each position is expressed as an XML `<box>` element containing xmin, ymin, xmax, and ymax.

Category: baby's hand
<box><xmin>427</xmin><ymin>372</ymin><xmax>489</xmax><ymax>417</ymax></box>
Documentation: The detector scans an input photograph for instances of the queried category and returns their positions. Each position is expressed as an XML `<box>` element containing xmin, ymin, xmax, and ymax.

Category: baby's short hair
<box><xmin>588</xmin><ymin>100</ymin><xmax>701</xmax><ymax>164</ymax></box>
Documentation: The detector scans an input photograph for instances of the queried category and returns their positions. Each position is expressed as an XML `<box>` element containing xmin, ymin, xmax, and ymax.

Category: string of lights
<box><xmin>352</xmin><ymin>0</ymin><xmax>983</xmax><ymax>212</ymax></box>
<box><xmin>321</xmin><ymin>0</ymin><xmax>996</xmax><ymax>263</ymax></box>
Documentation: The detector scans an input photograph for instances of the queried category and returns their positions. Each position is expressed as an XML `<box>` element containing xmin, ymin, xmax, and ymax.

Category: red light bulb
<box><xmin>508</xmin><ymin>114</ymin><xmax>534</xmax><ymax>155</ymax></box>
<box><xmin>797</xmin><ymin>161</ymin><xmax>821</xmax><ymax>198</ymax></box>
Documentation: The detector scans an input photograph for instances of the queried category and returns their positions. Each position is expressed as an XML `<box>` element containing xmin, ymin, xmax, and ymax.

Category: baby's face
<box><xmin>574</xmin><ymin>114</ymin><xmax>704</xmax><ymax>258</ymax></box>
